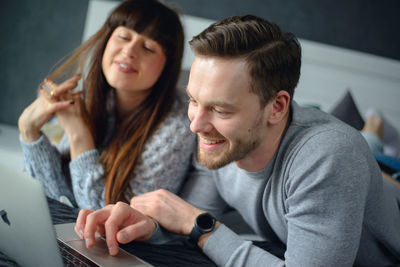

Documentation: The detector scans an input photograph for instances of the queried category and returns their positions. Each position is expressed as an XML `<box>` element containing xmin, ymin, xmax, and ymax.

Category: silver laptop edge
<box><xmin>0</xmin><ymin>162</ymin><xmax>152</xmax><ymax>267</ymax></box>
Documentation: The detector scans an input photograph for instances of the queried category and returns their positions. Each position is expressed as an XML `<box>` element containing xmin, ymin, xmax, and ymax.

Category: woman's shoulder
<box><xmin>142</xmin><ymin>90</ymin><xmax>195</xmax><ymax>153</ymax></box>
<box><xmin>163</xmin><ymin>91</ymin><xmax>190</xmax><ymax>125</ymax></box>
<box><xmin>147</xmin><ymin>90</ymin><xmax>192</xmax><ymax>141</ymax></box>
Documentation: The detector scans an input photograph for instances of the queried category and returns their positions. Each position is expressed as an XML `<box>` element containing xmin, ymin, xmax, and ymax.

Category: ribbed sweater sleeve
<box><xmin>19</xmin><ymin>134</ymin><xmax>75</xmax><ymax>203</ymax></box>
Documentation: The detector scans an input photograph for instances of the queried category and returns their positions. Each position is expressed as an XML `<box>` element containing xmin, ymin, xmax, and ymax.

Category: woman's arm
<box><xmin>19</xmin><ymin>134</ymin><xmax>75</xmax><ymax>203</ymax></box>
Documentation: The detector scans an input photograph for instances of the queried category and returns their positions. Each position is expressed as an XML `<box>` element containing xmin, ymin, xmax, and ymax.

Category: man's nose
<box><xmin>189</xmin><ymin>108</ymin><xmax>213</xmax><ymax>133</ymax></box>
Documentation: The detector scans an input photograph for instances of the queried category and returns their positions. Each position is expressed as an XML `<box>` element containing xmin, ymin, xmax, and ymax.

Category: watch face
<box><xmin>197</xmin><ymin>213</ymin><xmax>215</xmax><ymax>231</ymax></box>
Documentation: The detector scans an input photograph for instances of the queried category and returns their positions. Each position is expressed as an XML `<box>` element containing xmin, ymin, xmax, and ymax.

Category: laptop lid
<box><xmin>0</xmin><ymin>161</ymin><xmax>152</xmax><ymax>267</ymax></box>
<box><xmin>0</xmin><ymin>162</ymin><xmax>64</xmax><ymax>267</ymax></box>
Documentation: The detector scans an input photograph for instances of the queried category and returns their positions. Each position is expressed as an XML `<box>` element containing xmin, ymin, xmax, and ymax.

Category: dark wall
<box><xmin>0</xmin><ymin>0</ymin><xmax>88</xmax><ymax>126</ymax></box>
<box><xmin>165</xmin><ymin>0</ymin><xmax>400</xmax><ymax>61</ymax></box>
<box><xmin>1</xmin><ymin>0</ymin><xmax>398</xmax><ymax>126</ymax></box>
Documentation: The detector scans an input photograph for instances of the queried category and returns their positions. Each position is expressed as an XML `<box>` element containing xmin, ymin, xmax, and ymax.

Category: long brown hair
<box><xmin>48</xmin><ymin>0</ymin><xmax>184</xmax><ymax>204</ymax></box>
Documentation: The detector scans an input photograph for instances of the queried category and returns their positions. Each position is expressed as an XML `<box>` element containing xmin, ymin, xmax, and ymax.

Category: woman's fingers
<box><xmin>75</xmin><ymin>209</ymin><xmax>93</xmax><ymax>239</ymax></box>
<box><xmin>75</xmin><ymin>203</ymin><xmax>157</xmax><ymax>256</ymax></box>
<box><xmin>116</xmin><ymin>219</ymin><xmax>156</xmax><ymax>244</ymax></box>
<box><xmin>41</xmin><ymin>75</ymin><xmax>81</xmax><ymax>100</ymax></box>
<box><xmin>103</xmin><ymin>202</ymin><xmax>140</xmax><ymax>255</ymax></box>
<box><xmin>18</xmin><ymin>76</ymin><xmax>80</xmax><ymax>143</ymax></box>
<box><xmin>83</xmin><ymin>205</ymin><xmax>114</xmax><ymax>249</ymax></box>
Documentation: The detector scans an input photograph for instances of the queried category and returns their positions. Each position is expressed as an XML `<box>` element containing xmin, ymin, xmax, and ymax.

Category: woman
<box><xmin>18</xmin><ymin>0</ymin><xmax>195</xmax><ymax>209</ymax></box>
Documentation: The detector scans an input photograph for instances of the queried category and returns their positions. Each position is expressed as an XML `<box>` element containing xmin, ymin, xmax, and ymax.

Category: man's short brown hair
<box><xmin>189</xmin><ymin>15</ymin><xmax>301</xmax><ymax>106</ymax></box>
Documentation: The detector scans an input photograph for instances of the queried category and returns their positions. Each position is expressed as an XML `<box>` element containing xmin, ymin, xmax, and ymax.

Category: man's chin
<box><xmin>198</xmin><ymin>152</ymin><xmax>232</xmax><ymax>170</ymax></box>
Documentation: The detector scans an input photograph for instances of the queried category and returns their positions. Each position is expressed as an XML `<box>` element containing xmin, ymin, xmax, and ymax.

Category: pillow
<box><xmin>330</xmin><ymin>90</ymin><xmax>365</xmax><ymax>131</ymax></box>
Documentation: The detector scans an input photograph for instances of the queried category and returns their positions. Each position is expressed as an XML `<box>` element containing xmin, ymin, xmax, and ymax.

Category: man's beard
<box><xmin>197</xmin><ymin>133</ymin><xmax>261</xmax><ymax>170</ymax></box>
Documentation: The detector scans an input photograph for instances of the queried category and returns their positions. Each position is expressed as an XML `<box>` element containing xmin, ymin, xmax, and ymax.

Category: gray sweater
<box><xmin>20</xmin><ymin>93</ymin><xmax>196</xmax><ymax>209</ymax></box>
<box><xmin>155</xmin><ymin>101</ymin><xmax>400</xmax><ymax>266</ymax></box>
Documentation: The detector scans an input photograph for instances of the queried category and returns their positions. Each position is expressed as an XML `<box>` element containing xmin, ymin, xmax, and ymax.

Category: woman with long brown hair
<box><xmin>18</xmin><ymin>0</ymin><xmax>195</xmax><ymax>209</ymax></box>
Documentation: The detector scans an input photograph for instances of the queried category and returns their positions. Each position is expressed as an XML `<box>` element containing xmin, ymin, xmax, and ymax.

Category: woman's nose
<box><xmin>123</xmin><ymin>40</ymin><xmax>140</xmax><ymax>58</ymax></box>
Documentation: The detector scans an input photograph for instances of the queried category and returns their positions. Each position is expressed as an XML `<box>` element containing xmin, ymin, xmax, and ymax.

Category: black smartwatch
<box><xmin>188</xmin><ymin>212</ymin><xmax>217</xmax><ymax>246</ymax></box>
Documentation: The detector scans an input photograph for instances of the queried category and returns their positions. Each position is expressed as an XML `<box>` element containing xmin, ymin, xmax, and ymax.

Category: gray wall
<box><xmin>0</xmin><ymin>0</ymin><xmax>88</xmax><ymax>126</ymax></box>
<box><xmin>165</xmin><ymin>0</ymin><xmax>400</xmax><ymax>61</ymax></box>
<box><xmin>1</xmin><ymin>0</ymin><xmax>399</xmax><ymax>126</ymax></box>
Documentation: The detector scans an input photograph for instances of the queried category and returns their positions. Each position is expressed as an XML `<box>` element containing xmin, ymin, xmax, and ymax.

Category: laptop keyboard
<box><xmin>57</xmin><ymin>240</ymin><xmax>100</xmax><ymax>267</ymax></box>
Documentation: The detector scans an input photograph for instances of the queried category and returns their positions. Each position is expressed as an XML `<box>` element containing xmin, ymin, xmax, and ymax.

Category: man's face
<box><xmin>187</xmin><ymin>56</ymin><xmax>268</xmax><ymax>169</ymax></box>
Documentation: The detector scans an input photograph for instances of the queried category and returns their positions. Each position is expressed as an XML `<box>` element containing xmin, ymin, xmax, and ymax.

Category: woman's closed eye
<box><xmin>118</xmin><ymin>34</ymin><xmax>130</xmax><ymax>41</ymax></box>
<box><xmin>142</xmin><ymin>44</ymin><xmax>154</xmax><ymax>53</ymax></box>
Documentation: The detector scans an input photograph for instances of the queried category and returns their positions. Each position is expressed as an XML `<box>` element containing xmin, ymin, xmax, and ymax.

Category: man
<box><xmin>76</xmin><ymin>15</ymin><xmax>400</xmax><ymax>266</ymax></box>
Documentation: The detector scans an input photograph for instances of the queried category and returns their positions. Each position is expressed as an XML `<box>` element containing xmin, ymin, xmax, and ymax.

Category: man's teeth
<box><xmin>202</xmin><ymin>138</ymin><xmax>223</xmax><ymax>145</ymax></box>
<box><xmin>119</xmin><ymin>63</ymin><xmax>129</xmax><ymax>69</ymax></box>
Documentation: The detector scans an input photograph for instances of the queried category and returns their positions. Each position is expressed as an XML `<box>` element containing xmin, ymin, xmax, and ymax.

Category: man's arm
<box><xmin>130</xmin><ymin>157</ymin><xmax>228</xmax><ymax>246</ymax></box>
<box><xmin>179</xmin><ymin>157</ymin><xmax>228</xmax><ymax>218</ymax></box>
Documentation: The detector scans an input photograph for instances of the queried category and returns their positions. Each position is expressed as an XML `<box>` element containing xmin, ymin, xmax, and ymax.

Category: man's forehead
<box><xmin>186</xmin><ymin>57</ymin><xmax>258</xmax><ymax>108</ymax></box>
<box><xmin>192</xmin><ymin>55</ymin><xmax>247</xmax><ymax>70</ymax></box>
<box><xmin>188</xmin><ymin>56</ymin><xmax>250</xmax><ymax>89</ymax></box>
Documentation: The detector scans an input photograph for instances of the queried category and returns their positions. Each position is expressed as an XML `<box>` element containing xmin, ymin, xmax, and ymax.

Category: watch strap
<box><xmin>187</xmin><ymin>212</ymin><xmax>216</xmax><ymax>247</ymax></box>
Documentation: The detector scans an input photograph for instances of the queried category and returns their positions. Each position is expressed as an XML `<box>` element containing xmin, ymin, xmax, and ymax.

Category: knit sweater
<box><xmin>20</xmin><ymin>92</ymin><xmax>196</xmax><ymax>209</ymax></box>
<box><xmin>154</xmin><ymin>101</ymin><xmax>400</xmax><ymax>266</ymax></box>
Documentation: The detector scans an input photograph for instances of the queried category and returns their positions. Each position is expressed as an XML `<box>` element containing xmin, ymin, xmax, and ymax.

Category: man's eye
<box><xmin>188</xmin><ymin>98</ymin><xmax>196</xmax><ymax>104</ymax></box>
<box><xmin>213</xmin><ymin>108</ymin><xmax>227</xmax><ymax>116</ymax></box>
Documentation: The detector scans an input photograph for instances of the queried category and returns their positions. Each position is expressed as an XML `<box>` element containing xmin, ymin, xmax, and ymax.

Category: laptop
<box><xmin>0</xmin><ymin>161</ymin><xmax>152</xmax><ymax>267</ymax></box>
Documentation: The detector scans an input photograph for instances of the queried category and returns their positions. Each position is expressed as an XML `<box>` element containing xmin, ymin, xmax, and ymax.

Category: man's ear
<box><xmin>267</xmin><ymin>90</ymin><xmax>290</xmax><ymax>125</ymax></box>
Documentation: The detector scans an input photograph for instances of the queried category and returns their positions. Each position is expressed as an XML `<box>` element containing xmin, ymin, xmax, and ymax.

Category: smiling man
<box><xmin>187</xmin><ymin>56</ymin><xmax>287</xmax><ymax>172</ymax></box>
<box><xmin>76</xmin><ymin>15</ymin><xmax>400</xmax><ymax>266</ymax></box>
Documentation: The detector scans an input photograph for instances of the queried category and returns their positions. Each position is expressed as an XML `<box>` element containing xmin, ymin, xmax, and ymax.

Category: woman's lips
<box><xmin>115</xmin><ymin>61</ymin><xmax>137</xmax><ymax>73</ymax></box>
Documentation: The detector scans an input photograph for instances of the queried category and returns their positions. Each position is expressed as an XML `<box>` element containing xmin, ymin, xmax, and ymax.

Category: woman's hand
<box><xmin>18</xmin><ymin>76</ymin><xmax>81</xmax><ymax>143</ymax></box>
<box><xmin>75</xmin><ymin>202</ymin><xmax>157</xmax><ymax>256</ymax></box>
<box><xmin>47</xmin><ymin>78</ymin><xmax>95</xmax><ymax>159</ymax></box>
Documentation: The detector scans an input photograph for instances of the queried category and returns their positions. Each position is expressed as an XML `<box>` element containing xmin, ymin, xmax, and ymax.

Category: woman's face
<box><xmin>102</xmin><ymin>26</ymin><xmax>167</xmax><ymax>95</ymax></box>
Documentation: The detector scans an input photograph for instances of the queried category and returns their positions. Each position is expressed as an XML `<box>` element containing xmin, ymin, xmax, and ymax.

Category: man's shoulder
<box><xmin>288</xmin><ymin>102</ymin><xmax>363</xmax><ymax>146</ymax></box>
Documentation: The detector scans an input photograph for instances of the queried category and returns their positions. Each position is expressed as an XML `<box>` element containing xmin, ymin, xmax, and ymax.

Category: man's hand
<box><xmin>130</xmin><ymin>189</ymin><xmax>205</xmax><ymax>236</ymax></box>
<box><xmin>74</xmin><ymin>202</ymin><xmax>156</xmax><ymax>256</ymax></box>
